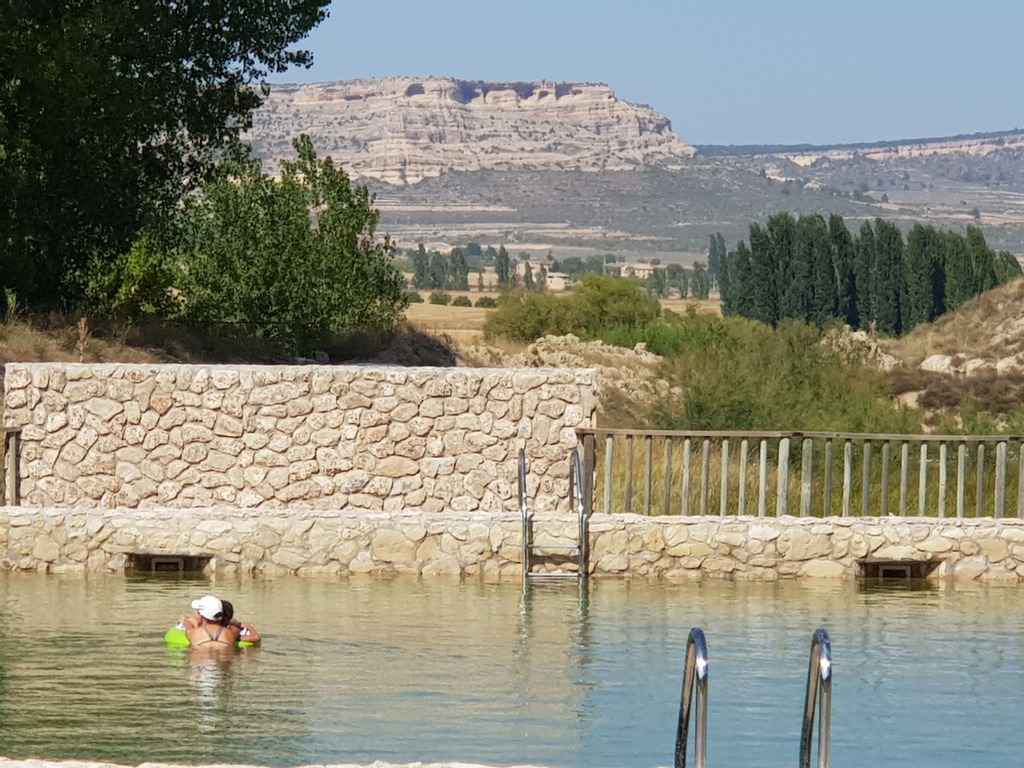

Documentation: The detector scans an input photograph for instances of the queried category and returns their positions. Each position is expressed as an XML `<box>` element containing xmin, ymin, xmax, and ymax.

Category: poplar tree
<box><xmin>413</xmin><ymin>244</ymin><xmax>430</xmax><ymax>289</ymax></box>
<box><xmin>496</xmin><ymin>246</ymin><xmax>512</xmax><ymax>286</ymax></box>
<box><xmin>801</xmin><ymin>215</ymin><xmax>838</xmax><ymax>326</ymax></box>
<box><xmin>747</xmin><ymin>223</ymin><xmax>778</xmax><ymax>325</ymax></box>
<box><xmin>829</xmin><ymin>215</ymin><xmax>857</xmax><ymax>327</ymax></box>
<box><xmin>902</xmin><ymin>224</ymin><xmax>941</xmax><ymax>332</ymax></box>
<box><xmin>854</xmin><ymin>221</ymin><xmax>877</xmax><ymax>330</ymax></box>
<box><xmin>720</xmin><ymin>241</ymin><xmax>752</xmax><ymax>317</ymax></box>
<box><xmin>770</xmin><ymin>213</ymin><xmax>806</xmax><ymax>321</ymax></box>
<box><xmin>871</xmin><ymin>219</ymin><xmax>904</xmax><ymax>336</ymax></box>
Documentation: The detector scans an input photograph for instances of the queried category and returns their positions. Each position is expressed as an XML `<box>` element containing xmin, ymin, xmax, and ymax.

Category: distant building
<box><xmin>513</xmin><ymin>261</ymin><xmax>572</xmax><ymax>291</ymax></box>
<box><xmin>621</xmin><ymin>263</ymin><xmax>655</xmax><ymax>279</ymax></box>
<box><xmin>545</xmin><ymin>272</ymin><xmax>572</xmax><ymax>292</ymax></box>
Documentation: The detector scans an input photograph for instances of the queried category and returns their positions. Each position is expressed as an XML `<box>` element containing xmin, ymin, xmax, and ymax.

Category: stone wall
<box><xmin>3</xmin><ymin>364</ymin><xmax>597</xmax><ymax>513</ymax></box>
<box><xmin>4</xmin><ymin>507</ymin><xmax>1024</xmax><ymax>582</ymax></box>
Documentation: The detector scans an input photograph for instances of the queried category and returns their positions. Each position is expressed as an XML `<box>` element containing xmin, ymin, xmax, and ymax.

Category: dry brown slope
<box><xmin>883</xmin><ymin>276</ymin><xmax>1024</xmax><ymax>415</ymax></box>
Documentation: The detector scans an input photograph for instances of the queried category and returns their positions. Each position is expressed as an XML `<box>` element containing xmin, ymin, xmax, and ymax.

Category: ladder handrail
<box><xmin>570</xmin><ymin>446</ymin><xmax>590</xmax><ymax>579</ymax></box>
<box><xmin>519</xmin><ymin>448</ymin><xmax>529</xmax><ymax>578</ymax></box>
<box><xmin>799</xmin><ymin>627</ymin><xmax>833</xmax><ymax>768</ymax></box>
<box><xmin>674</xmin><ymin>627</ymin><xmax>709</xmax><ymax>768</ymax></box>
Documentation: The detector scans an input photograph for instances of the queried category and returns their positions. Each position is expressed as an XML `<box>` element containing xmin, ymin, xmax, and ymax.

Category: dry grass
<box><xmin>405</xmin><ymin>293</ymin><xmax>723</xmax><ymax>341</ymax></box>
<box><xmin>405</xmin><ymin>296</ymin><xmax>494</xmax><ymax>346</ymax></box>
<box><xmin>659</xmin><ymin>297</ymin><xmax>722</xmax><ymax>317</ymax></box>
<box><xmin>592</xmin><ymin>433</ymin><xmax>1018</xmax><ymax>518</ymax></box>
<box><xmin>883</xmin><ymin>276</ymin><xmax>1024</xmax><ymax>366</ymax></box>
<box><xmin>879</xmin><ymin>277</ymin><xmax>1024</xmax><ymax>416</ymax></box>
<box><xmin>0</xmin><ymin>317</ymin><xmax>161</xmax><ymax>366</ymax></box>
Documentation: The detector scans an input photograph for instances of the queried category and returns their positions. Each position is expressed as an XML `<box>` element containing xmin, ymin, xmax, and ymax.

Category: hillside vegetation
<box><xmin>2</xmin><ymin>275</ymin><xmax>1022</xmax><ymax>436</ymax></box>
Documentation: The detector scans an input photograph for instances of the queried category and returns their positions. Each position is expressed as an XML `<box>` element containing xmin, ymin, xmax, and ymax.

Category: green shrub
<box><xmin>484</xmin><ymin>275</ymin><xmax>661</xmax><ymax>343</ymax></box>
<box><xmin>484</xmin><ymin>292</ymin><xmax>576</xmax><ymax>342</ymax></box>
<box><xmin>645</xmin><ymin>316</ymin><xmax>921</xmax><ymax>433</ymax></box>
<box><xmin>475</xmin><ymin>296</ymin><xmax>498</xmax><ymax>308</ymax></box>
<box><xmin>429</xmin><ymin>292</ymin><xmax>451</xmax><ymax>305</ymax></box>
<box><xmin>452</xmin><ymin>295</ymin><xmax>472</xmax><ymax>307</ymax></box>
<box><xmin>405</xmin><ymin>291</ymin><xmax>424</xmax><ymax>303</ymax></box>
<box><xmin>572</xmin><ymin>273</ymin><xmax>661</xmax><ymax>332</ymax></box>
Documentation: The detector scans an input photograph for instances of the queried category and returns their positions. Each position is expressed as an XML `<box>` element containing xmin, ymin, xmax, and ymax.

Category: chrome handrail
<box><xmin>799</xmin><ymin>627</ymin><xmax>833</xmax><ymax>768</ymax></box>
<box><xmin>570</xmin><ymin>447</ymin><xmax>590</xmax><ymax>579</ymax></box>
<box><xmin>674</xmin><ymin>627</ymin><xmax>709</xmax><ymax>768</ymax></box>
<box><xmin>519</xmin><ymin>448</ymin><xmax>529</xmax><ymax>580</ymax></box>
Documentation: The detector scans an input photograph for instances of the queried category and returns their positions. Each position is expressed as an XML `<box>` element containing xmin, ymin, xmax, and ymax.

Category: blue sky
<box><xmin>272</xmin><ymin>0</ymin><xmax>1023</xmax><ymax>146</ymax></box>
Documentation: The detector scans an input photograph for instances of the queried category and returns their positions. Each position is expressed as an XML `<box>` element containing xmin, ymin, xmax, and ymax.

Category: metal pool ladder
<box><xmin>674</xmin><ymin>628</ymin><xmax>709</xmax><ymax>768</ymax></box>
<box><xmin>673</xmin><ymin>627</ymin><xmax>833</xmax><ymax>768</ymax></box>
<box><xmin>520</xmin><ymin>447</ymin><xmax>590</xmax><ymax>583</ymax></box>
<box><xmin>800</xmin><ymin>627</ymin><xmax>833</xmax><ymax>768</ymax></box>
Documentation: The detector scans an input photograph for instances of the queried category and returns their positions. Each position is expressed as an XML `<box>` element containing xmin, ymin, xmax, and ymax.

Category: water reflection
<box><xmin>0</xmin><ymin>574</ymin><xmax>1022</xmax><ymax>768</ymax></box>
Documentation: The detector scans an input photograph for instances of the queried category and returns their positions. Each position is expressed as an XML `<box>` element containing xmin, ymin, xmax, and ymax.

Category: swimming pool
<box><xmin>0</xmin><ymin>574</ymin><xmax>1020</xmax><ymax>768</ymax></box>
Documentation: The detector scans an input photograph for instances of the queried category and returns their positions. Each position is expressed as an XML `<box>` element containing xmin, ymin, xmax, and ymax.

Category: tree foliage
<box><xmin>161</xmin><ymin>137</ymin><xmax>406</xmax><ymax>347</ymax></box>
<box><xmin>484</xmin><ymin>274</ymin><xmax>661</xmax><ymax>343</ymax></box>
<box><xmin>0</xmin><ymin>0</ymin><xmax>329</xmax><ymax>309</ymax></box>
<box><xmin>719</xmin><ymin>213</ymin><xmax>1020</xmax><ymax>336</ymax></box>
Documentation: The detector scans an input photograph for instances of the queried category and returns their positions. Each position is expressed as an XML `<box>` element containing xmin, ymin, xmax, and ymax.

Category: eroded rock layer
<box><xmin>246</xmin><ymin>77</ymin><xmax>696</xmax><ymax>184</ymax></box>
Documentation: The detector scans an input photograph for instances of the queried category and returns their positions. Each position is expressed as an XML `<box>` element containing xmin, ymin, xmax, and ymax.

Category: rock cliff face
<box><xmin>245</xmin><ymin>77</ymin><xmax>696</xmax><ymax>185</ymax></box>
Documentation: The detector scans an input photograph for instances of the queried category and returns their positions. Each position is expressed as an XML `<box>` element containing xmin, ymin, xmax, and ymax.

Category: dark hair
<box><xmin>219</xmin><ymin>600</ymin><xmax>235</xmax><ymax>627</ymax></box>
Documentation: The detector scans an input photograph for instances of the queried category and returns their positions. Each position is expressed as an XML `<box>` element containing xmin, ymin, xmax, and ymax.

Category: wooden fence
<box><xmin>575</xmin><ymin>428</ymin><xmax>1024</xmax><ymax>519</ymax></box>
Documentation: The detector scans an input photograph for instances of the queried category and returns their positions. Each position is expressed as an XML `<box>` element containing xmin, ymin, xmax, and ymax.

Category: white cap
<box><xmin>191</xmin><ymin>595</ymin><xmax>223</xmax><ymax>621</ymax></box>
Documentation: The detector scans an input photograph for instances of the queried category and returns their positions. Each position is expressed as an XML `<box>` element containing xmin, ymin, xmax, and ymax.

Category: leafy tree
<box><xmin>995</xmin><ymin>251</ymin><xmax>1023</xmax><ymax>283</ymax></box>
<box><xmin>871</xmin><ymin>218</ymin><xmax>904</xmax><ymax>335</ymax></box>
<box><xmin>484</xmin><ymin>274</ymin><xmax>660</xmax><ymax>343</ymax></box>
<box><xmin>747</xmin><ymin>223</ymin><xmax>778</xmax><ymax>325</ymax></box>
<box><xmin>650</xmin><ymin>269</ymin><xmax>668</xmax><ymax>299</ymax></box>
<box><xmin>495</xmin><ymin>246</ymin><xmax>511</xmax><ymax>285</ymax></box>
<box><xmin>83</xmin><ymin>231</ymin><xmax>178</xmax><ymax>321</ymax></box>
<box><xmin>829</xmin><ymin>215</ymin><xmax>857</xmax><ymax>327</ymax></box>
<box><xmin>466</xmin><ymin>242</ymin><xmax>482</xmax><ymax>258</ymax></box>
<box><xmin>770</xmin><ymin>213</ymin><xmax>806</xmax><ymax>321</ymax></box>
<box><xmin>800</xmin><ymin>214</ymin><xmax>837</xmax><ymax>326</ymax></box>
<box><xmin>412</xmin><ymin>244</ymin><xmax>430</xmax><ymax>289</ymax></box>
<box><xmin>854</xmin><ymin>221</ymin><xmax>877</xmax><ymax>329</ymax></box>
<box><xmin>428</xmin><ymin>251</ymin><xmax>449</xmax><ymax>290</ymax></box>
<box><xmin>707</xmin><ymin>232</ymin><xmax>727</xmax><ymax>288</ymax></box>
<box><xmin>449</xmin><ymin>248</ymin><xmax>470</xmax><ymax>290</ymax></box>
<box><xmin>902</xmin><ymin>224</ymin><xmax>941</xmax><ymax>332</ymax></box>
<box><xmin>572</xmin><ymin>274</ymin><xmax>662</xmax><ymax>333</ymax></box>
<box><xmin>719</xmin><ymin>241</ymin><xmax>751</xmax><ymax>317</ymax></box>
<box><xmin>166</xmin><ymin>136</ymin><xmax>406</xmax><ymax>347</ymax></box>
<box><xmin>690</xmin><ymin>262</ymin><xmax>711</xmax><ymax>299</ymax></box>
<box><xmin>1</xmin><ymin>0</ymin><xmax>329</xmax><ymax>309</ymax></box>
<box><xmin>966</xmin><ymin>226</ymin><xmax>998</xmax><ymax>295</ymax></box>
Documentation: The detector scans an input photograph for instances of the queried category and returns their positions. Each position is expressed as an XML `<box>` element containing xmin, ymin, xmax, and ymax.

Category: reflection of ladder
<box><xmin>520</xmin><ymin>448</ymin><xmax>590</xmax><ymax>583</ymax></box>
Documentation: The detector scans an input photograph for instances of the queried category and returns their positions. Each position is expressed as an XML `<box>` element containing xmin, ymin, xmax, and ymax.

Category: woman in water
<box><xmin>180</xmin><ymin>595</ymin><xmax>261</xmax><ymax>649</ymax></box>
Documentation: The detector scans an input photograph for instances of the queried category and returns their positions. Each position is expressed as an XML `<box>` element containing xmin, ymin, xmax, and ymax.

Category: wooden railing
<box><xmin>0</xmin><ymin>428</ymin><xmax>19</xmax><ymax>505</ymax></box>
<box><xmin>575</xmin><ymin>428</ymin><xmax>1024</xmax><ymax>518</ymax></box>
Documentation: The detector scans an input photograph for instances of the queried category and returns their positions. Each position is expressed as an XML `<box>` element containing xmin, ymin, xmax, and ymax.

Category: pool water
<box><xmin>0</xmin><ymin>573</ymin><xmax>1020</xmax><ymax>768</ymax></box>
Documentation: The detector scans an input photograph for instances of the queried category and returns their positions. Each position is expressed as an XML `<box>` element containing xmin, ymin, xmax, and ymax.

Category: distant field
<box><xmin>404</xmin><ymin>292</ymin><xmax>722</xmax><ymax>344</ymax></box>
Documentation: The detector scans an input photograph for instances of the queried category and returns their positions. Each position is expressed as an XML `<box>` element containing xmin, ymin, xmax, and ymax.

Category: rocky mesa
<box><xmin>245</xmin><ymin>77</ymin><xmax>696</xmax><ymax>185</ymax></box>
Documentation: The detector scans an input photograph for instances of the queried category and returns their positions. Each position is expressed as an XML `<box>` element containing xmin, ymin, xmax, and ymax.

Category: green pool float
<box><xmin>164</xmin><ymin>625</ymin><xmax>260</xmax><ymax>648</ymax></box>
